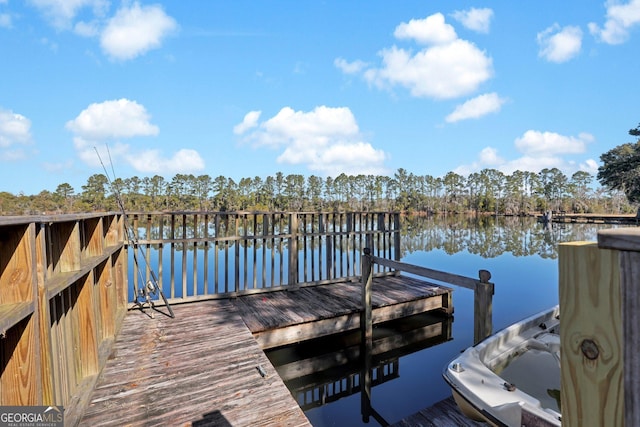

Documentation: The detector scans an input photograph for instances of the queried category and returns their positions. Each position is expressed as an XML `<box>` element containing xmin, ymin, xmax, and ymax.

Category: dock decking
<box><xmin>391</xmin><ymin>396</ymin><xmax>485</xmax><ymax>427</ymax></box>
<box><xmin>79</xmin><ymin>276</ymin><xmax>452</xmax><ymax>426</ymax></box>
<box><xmin>234</xmin><ymin>275</ymin><xmax>452</xmax><ymax>348</ymax></box>
<box><xmin>80</xmin><ymin>299</ymin><xmax>311</xmax><ymax>427</ymax></box>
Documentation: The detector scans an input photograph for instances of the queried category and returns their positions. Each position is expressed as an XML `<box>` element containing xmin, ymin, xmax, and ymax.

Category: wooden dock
<box><xmin>234</xmin><ymin>275</ymin><xmax>452</xmax><ymax>349</ymax></box>
<box><xmin>540</xmin><ymin>212</ymin><xmax>638</xmax><ymax>225</ymax></box>
<box><xmin>80</xmin><ymin>276</ymin><xmax>452</xmax><ymax>426</ymax></box>
<box><xmin>0</xmin><ymin>212</ymin><xmax>491</xmax><ymax>426</ymax></box>
<box><xmin>391</xmin><ymin>396</ymin><xmax>485</xmax><ymax>427</ymax></box>
<box><xmin>80</xmin><ymin>299</ymin><xmax>311</xmax><ymax>427</ymax></box>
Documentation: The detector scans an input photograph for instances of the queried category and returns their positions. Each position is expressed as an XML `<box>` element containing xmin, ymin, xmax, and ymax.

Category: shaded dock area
<box><xmin>391</xmin><ymin>396</ymin><xmax>485</xmax><ymax>427</ymax></box>
<box><xmin>80</xmin><ymin>276</ymin><xmax>452</xmax><ymax>426</ymax></box>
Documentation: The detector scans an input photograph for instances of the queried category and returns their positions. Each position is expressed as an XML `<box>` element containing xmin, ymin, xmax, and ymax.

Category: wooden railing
<box><xmin>361</xmin><ymin>249</ymin><xmax>494</xmax><ymax>345</ymax></box>
<box><xmin>127</xmin><ymin>211</ymin><xmax>401</xmax><ymax>305</ymax></box>
<box><xmin>0</xmin><ymin>211</ymin><xmax>400</xmax><ymax>423</ymax></box>
<box><xmin>0</xmin><ymin>213</ymin><xmax>127</xmax><ymax>425</ymax></box>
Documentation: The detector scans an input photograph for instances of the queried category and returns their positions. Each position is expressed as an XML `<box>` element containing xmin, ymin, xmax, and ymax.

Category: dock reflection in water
<box><xmin>265</xmin><ymin>311</ymin><xmax>452</xmax><ymax>425</ymax></box>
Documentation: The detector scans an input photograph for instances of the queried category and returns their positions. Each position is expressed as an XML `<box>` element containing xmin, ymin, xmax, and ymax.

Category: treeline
<box><xmin>0</xmin><ymin>167</ymin><xmax>634</xmax><ymax>216</ymax></box>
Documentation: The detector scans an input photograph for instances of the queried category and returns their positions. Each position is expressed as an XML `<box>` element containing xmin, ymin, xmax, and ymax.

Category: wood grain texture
<box><xmin>598</xmin><ymin>227</ymin><xmax>640</xmax><ymax>252</ymax></box>
<box><xmin>559</xmin><ymin>242</ymin><xmax>623</xmax><ymax>427</ymax></box>
<box><xmin>619</xmin><ymin>250</ymin><xmax>640</xmax><ymax>427</ymax></box>
<box><xmin>80</xmin><ymin>300</ymin><xmax>311</xmax><ymax>427</ymax></box>
<box><xmin>80</xmin><ymin>276</ymin><xmax>451</xmax><ymax>426</ymax></box>
<box><xmin>391</xmin><ymin>396</ymin><xmax>485</xmax><ymax>427</ymax></box>
<box><xmin>0</xmin><ymin>224</ymin><xmax>33</xmax><ymax>304</ymax></box>
<box><xmin>1</xmin><ymin>315</ymin><xmax>38</xmax><ymax>405</ymax></box>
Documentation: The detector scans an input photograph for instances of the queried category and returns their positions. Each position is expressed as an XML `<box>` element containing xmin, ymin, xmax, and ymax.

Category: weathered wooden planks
<box><xmin>391</xmin><ymin>396</ymin><xmax>485</xmax><ymax>427</ymax></box>
<box><xmin>80</xmin><ymin>300</ymin><xmax>311</xmax><ymax>427</ymax></box>
<box><xmin>235</xmin><ymin>277</ymin><xmax>452</xmax><ymax>349</ymax></box>
<box><xmin>0</xmin><ymin>213</ymin><xmax>127</xmax><ymax>413</ymax></box>
<box><xmin>80</xmin><ymin>275</ymin><xmax>452</xmax><ymax>425</ymax></box>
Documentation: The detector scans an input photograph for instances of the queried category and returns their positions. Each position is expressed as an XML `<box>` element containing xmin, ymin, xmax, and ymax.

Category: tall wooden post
<box><xmin>598</xmin><ymin>228</ymin><xmax>640</xmax><ymax>427</ymax></box>
<box><xmin>559</xmin><ymin>240</ymin><xmax>623</xmax><ymax>427</ymax></box>
<box><xmin>473</xmin><ymin>269</ymin><xmax>493</xmax><ymax>344</ymax></box>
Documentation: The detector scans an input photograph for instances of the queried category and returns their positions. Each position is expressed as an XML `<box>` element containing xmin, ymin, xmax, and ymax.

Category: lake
<box><xmin>267</xmin><ymin>216</ymin><xmax>622</xmax><ymax>427</ymax></box>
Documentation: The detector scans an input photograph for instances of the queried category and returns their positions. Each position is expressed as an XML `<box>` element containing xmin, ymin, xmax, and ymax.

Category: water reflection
<box><xmin>401</xmin><ymin>215</ymin><xmax>620</xmax><ymax>259</ymax></box>
<box><xmin>265</xmin><ymin>312</ymin><xmax>452</xmax><ymax>426</ymax></box>
<box><xmin>265</xmin><ymin>217</ymin><xmax>628</xmax><ymax>426</ymax></box>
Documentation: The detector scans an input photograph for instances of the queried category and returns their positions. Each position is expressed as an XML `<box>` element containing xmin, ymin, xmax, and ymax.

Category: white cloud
<box><xmin>0</xmin><ymin>108</ymin><xmax>32</xmax><ymax>148</ymax></box>
<box><xmin>580</xmin><ymin>158</ymin><xmax>599</xmax><ymax>174</ymax></box>
<box><xmin>260</xmin><ymin>106</ymin><xmax>359</xmax><ymax>144</ymax></box>
<box><xmin>514</xmin><ymin>130</ymin><xmax>592</xmax><ymax>155</ymax></box>
<box><xmin>334</xmin><ymin>58</ymin><xmax>368</xmax><ymax>74</ymax></box>
<box><xmin>43</xmin><ymin>159</ymin><xmax>74</xmax><ymax>173</ymax></box>
<box><xmin>100</xmin><ymin>2</ymin><xmax>177</xmax><ymax>61</ymax></box>
<box><xmin>74</xmin><ymin>20</ymin><xmax>100</xmax><ymax>37</ymax></box>
<box><xmin>236</xmin><ymin>105</ymin><xmax>388</xmax><ymax>176</ymax></box>
<box><xmin>0</xmin><ymin>13</ymin><xmax>11</xmax><ymax>28</ymax></box>
<box><xmin>297</xmin><ymin>141</ymin><xmax>387</xmax><ymax>177</ymax></box>
<box><xmin>127</xmin><ymin>148</ymin><xmax>204</xmax><ymax>173</ymax></box>
<box><xmin>28</xmin><ymin>0</ymin><xmax>177</xmax><ymax>60</ymax></box>
<box><xmin>537</xmin><ymin>24</ymin><xmax>582</xmax><ymax>63</ymax></box>
<box><xmin>364</xmin><ymin>40</ymin><xmax>492</xmax><ymax>99</ymax></box>
<box><xmin>28</xmin><ymin>0</ymin><xmax>109</xmax><ymax>30</ymax></box>
<box><xmin>479</xmin><ymin>147</ymin><xmax>503</xmax><ymax>165</ymax></box>
<box><xmin>451</xmin><ymin>8</ymin><xmax>494</xmax><ymax>34</ymax></box>
<box><xmin>342</xmin><ymin>13</ymin><xmax>493</xmax><ymax>100</ymax></box>
<box><xmin>233</xmin><ymin>110</ymin><xmax>261</xmax><ymax>135</ymax></box>
<box><xmin>445</xmin><ymin>92</ymin><xmax>506</xmax><ymax>123</ymax></box>
<box><xmin>393</xmin><ymin>13</ymin><xmax>457</xmax><ymax>45</ymax></box>
<box><xmin>0</xmin><ymin>106</ymin><xmax>33</xmax><ymax>163</ymax></box>
<box><xmin>0</xmin><ymin>149</ymin><xmax>28</xmax><ymax>162</ymax></box>
<box><xmin>66</xmin><ymin>98</ymin><xmax>159</xmax><ymax>140</ymax></box>
<box><xmin>589</xmin><ymin>0</ymin><xmax>640</xmax><ymax>44</ymax></box>
<box><xmin>455</xmin><ymin>130</ymin><xmax>595</xmax><ymax>177</ymax></box>
<box><xmin>67</xmin><ymin>98</ymin><xmax>204</xmax><ymax>174</ymax></box>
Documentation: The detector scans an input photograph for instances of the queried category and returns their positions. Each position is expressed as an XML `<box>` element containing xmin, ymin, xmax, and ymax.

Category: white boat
<box><xmin>442</xmin><ymin>305</ymin><xmax>561</xmax><ymax>426</ymax></box>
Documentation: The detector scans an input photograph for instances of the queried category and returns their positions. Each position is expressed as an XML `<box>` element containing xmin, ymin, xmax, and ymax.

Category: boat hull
<box><xmin>443</xmin><ymin>306</ymin><xmax>561</xmax><ymax>427</ymax></box>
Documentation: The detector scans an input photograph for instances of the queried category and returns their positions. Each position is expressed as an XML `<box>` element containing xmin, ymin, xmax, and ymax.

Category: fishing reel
<box><xmin>136</xmin><ymin>280</ymin><xmax>160</xmax><ymax>318</ymax></box>
<box><xmin>138</xmin><ymin>280</ymin><xmax>159</xmax><ymax>299</ymax></box>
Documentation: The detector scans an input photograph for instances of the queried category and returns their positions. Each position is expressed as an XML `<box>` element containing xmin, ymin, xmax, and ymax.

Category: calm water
<box><xmin>273</xmin><ymin>216</ymin><xmax>623</xmax><ymax>427</ymax></box>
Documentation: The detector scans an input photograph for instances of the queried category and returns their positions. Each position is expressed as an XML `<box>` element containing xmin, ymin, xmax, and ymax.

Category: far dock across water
<box><xmin>539</xmin><ymin>211</ymin><xmax>639</xmax><ymax>225</ymax></box>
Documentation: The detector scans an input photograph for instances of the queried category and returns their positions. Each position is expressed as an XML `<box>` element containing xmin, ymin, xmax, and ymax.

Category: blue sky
<box><xmin>1</xmin><ymin>1</ymin><xmax>640</xmax><ymax>195</ymax></box>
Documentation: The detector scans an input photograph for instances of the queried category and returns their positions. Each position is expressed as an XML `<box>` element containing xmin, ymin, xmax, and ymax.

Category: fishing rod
<box><xmin>95</xmin><ymin>146</ymin><xmax>174</xmax><ymax>319</ymax></box>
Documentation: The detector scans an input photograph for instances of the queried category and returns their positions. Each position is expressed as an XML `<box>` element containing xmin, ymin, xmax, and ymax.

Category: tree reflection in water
<box><xmin>400</xmin><ymin>215</ymin><xmax>621</xmax><ymax>260</ymax></box>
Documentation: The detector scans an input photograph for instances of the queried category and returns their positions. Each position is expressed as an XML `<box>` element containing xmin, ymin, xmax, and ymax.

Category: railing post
<box><xmin>473</xmin><ymin>269</ymin><xmax>493</xmax><ymax>344</ymax></box>
<box><xmin>288</xmin><ymin>213</ymin><xmax>299</xmax><ymax>290</ymax></box>
<box><xmin>393</xmin><ymin>213</ymin><xmax>401</xmax><ymax>262</ymax></box>
<box><xmin>326</xmin><ymin>215</ymin><xmax>333</xmax><ymax>280</ymax></box>
<box><xmin>360</xmin><ymin>247</ymin><xmax>373</xmax><ymax>422</ymax></box>
<box><xmin>361</xmin><ymin>248</ymin><xmax>373</xmax><ymax>341</ymax></box>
